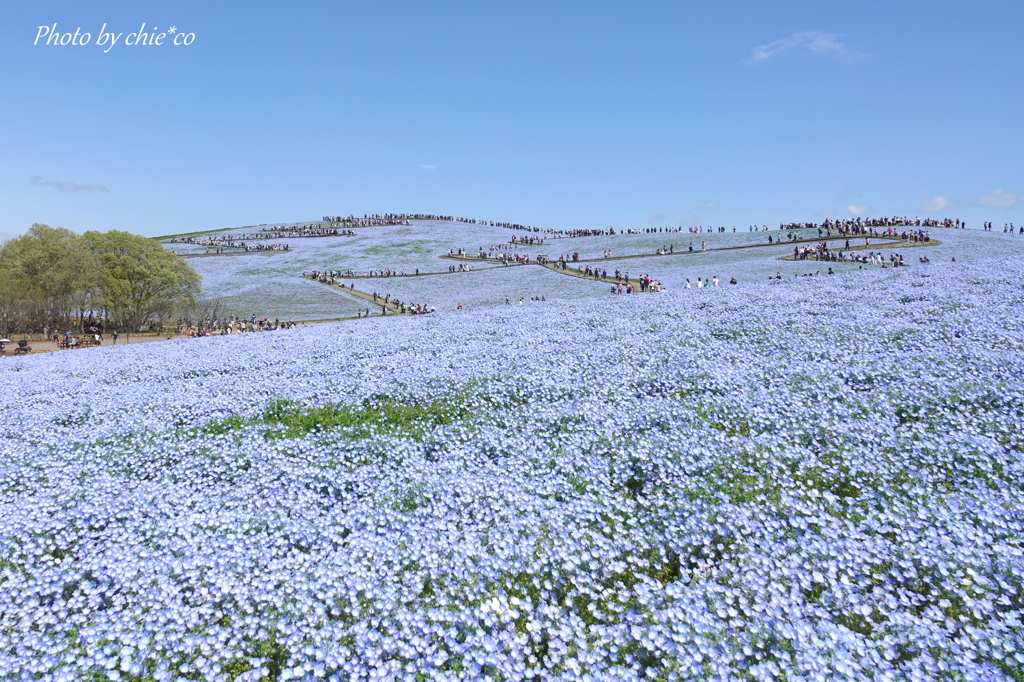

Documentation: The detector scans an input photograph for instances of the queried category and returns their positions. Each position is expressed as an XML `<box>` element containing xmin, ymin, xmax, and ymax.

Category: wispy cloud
<box><xmin>979</xmin><ymin>187</ymin><xmax>1022</xmax><ymax>209</ymax></box>
<box><xmin>419</xmin><ymin>164</ymin><xmax>437</xmax><ymax>171</ymax></box>
<box><xmin>749</xmin><ymin>31</ymin><xmax>865</xmax><ymax>64</ymax></box>
<box><xmin>923</xmin><ymin>195</ymin><xmax>951</xmax><ymax>212</ymax></box>
<box><xmin>694</xmin><ymin>200</ymin><xmax>717</xmax><ymax>210</ymax></box>
<box><xmin>29</xmin><ymin>175</ymin><xmax>109</xmax><ymax>193</ymax></box>
<box><xmin>848</xmin><ymin>204</ymin><xmax>870</xmax><ymax>215</ymax></box>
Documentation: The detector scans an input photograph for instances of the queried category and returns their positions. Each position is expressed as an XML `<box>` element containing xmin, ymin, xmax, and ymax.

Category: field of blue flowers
<box><xmin>2</xmin><ymin>256</ymin><xmax>1023</xmax><ymax>681</ymax></box>
<box><xmin>178</xmin><ymin>221</ymin><xmax>1024</xmax><ymax>321</ymax></box>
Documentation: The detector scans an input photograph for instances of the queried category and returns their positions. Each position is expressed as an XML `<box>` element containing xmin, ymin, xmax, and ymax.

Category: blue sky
<box><xmin>2</xmin><ymin>1</ymin><xmax>1022</xmax><ymax>240</ymax></box>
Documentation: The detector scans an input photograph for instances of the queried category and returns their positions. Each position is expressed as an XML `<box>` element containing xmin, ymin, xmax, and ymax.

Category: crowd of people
<box><xmin>310</xmin><ymin>268</ymin><xmax>428</xmax><ymax>279</ymax></box>
<box><xmin>464</xmin><ymin>242</ymin><xmax>539</xmax><ymax>259</ymax></box>
<box><xmin>606</xmin><ymin>273</ymin><xmax>664</xmax><ymax>293</ymax></box>
<box><xmin>233</xmin><ymin>242</ymin><xmax>291</xmax><ymax>252</ymax></box>
<box><xmin>179</xmin><ymin>315</ymin><xmax>297</xmax><ymax>336</ymax></box>
<box><xmin>168</xmin><ymin>224</ymin><xmax>355</xmax><ymax>246</ymax></box>
<box><xmin>322</xmin><ymin>214</ymin><xmax>411</xmax><ymax>226</ymax></box>
<box><xmin>307</xmin><ymin>270</ymin><xmax>339</xmax><ymax>285</ymax></box>
<box><xmin>368</xmin><ymin>290</ymin><xmax>434</xmax><ymax>315</ymax></box>
<box><xmin>168</xmin><ymin>236</ymin><xmax>293</xmax><ymax>252</ymax></box>
<box><xmin>783</xmin><ymin>216</ymin><xmax>963</xmax><ymax>231</ymax></box>
<box><xmin>771</xmin><ymin>223</ymin><xmax>935</xmax><ymax>244</ymax></box>
<box><xmin>322</xmin><ymin>213</ymin><xmax>554</xmax><ymax>235</ymax></box>
<box><xmin>686</xmin><ymin>226</ymin><xmax>739</xmax><ymax>233</ymax></box>
<box><xmin>156</xmin><ymin>209</ymin><xmax>1021</xmax><ymax>334</ymax></box>
<box><xmin>236</xmin><ymin>225</ymin><xmax>355</xmax><ymax>239</ymax></box>
<box><xmin>546</xmin><ymin>259</ymin><xmax>665</xmax><ymax>292</ymax></box>
<box><xmin>792</xmin><ymin>242</ymin><xmax>912</xmax><ymax>266</ymax></box>
<box><xmin>565</xmin><ymin>228</ymin><xmax>615</xmax><ymax>237</ymax></box>
<box><xmin>305</xmin><ymin>272</ymin><xmax>434</xmax><ymax>316</ymax></box>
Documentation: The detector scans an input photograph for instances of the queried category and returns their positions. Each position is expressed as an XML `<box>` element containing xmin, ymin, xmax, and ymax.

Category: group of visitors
<box><xmin>504</xmin><ymin>297</ymin><xmax>547</xmax><ymax>305</ymax></box>
<box><xmin>0</xmin><ymin>339</ymin><xmax>35</xmax><ymax>355</ymax></box>
<box><xmin>684</xmin><ymin>276</ymin><xmax>737</xmax><ymax>288</ymax></box>
<box><xmin>232</xmin><ymin>242</ymin><xmax>291</xmax><ymax>252</ymax></box>
<box><xmin>635</xmin><ymin>274</ymin><xmax>663</xmax><ymax>292</ymax></box>
<box><xmin>303</xmin><ymin>275</ymin><xmax>435</xmax><ymax>317</ymax></box>
<box><xmin>49</xmin><ymin>327</ymin><xmax>109</xmax><ymax>349</ymax></box>
<box><xmin>182</xmin><ymin>315</ymin><xmax>296</xmax><ymax>336</ymax></box>
<box><xmin>306</xmin><ymin>270</ymin><xmax>339</xmax><ymax>285</ymax></box>
<box><xmin>791</xmin><ymin>241</ymin><xmax>911</xmax><ymax>266</ymax></box>
<box><xmin>170</xmin><ymin>223</ymin><xmax>358</xmax><ymax>246</ymax></box>
<box><xmin>468</xmin><ymin>242</ymin><xmax>546</xmax><ymax>260</ymax></box>
<box><xmin>578</xmin><ymin>264</ymin><xmax>609</xmax><ymax>280</ymax></box>
<box><xmin>325</xmin><ymin>213</ymin><xmax>556</xmax><ymax>235</ymax></box>
<box><xmin>565</xmin><ymin>228</ymin><xmax>614</xmax><ymax>237</ymax></box>
<box><xmin>370</xmin><ymin>291</ymin><xmax>434</xmax><ymax>315</ymax></box>
<box><xmin>686</xmin><ymin>226</ymin><xmax>735</xmax><ymax>233</ymax></box>
<box><xmin>786</xmin><ymin>216</ymin><xmax>962</xmax><ymax>231</ymax></box>
<box><xmin>311</xmin><ymin>268</ymin><xmax>421</xmax><ymax>280</ymax></box>
<box><xmin>322</xmin><ymin>214</ymin><xmax>411</xmax><ymax>226</ymax></box>
<box><xmin>168</xmin><ymin>236</ymin><xmax>292</xmax><ymax>251</ymax></box>
<box><xmin>983</xmin><ymin>222</ymin><xmax>1024</xmax><ymax>234</ymax></box>
<box><xmin>231</xmin><ymin>225</ymin><xmax>354</xmax><ymax>240</ymax></box>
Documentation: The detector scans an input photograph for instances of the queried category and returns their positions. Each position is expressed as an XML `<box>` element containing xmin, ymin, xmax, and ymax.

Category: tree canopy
<box><xmin>0</xmin><ymin>224</ymin><xmax>200</xmax><ymax>335</ymax></box>
<box><xmin>85</xmin><ymin>230</ymin><xmax>200</xmax><ymax>334</ymax></box>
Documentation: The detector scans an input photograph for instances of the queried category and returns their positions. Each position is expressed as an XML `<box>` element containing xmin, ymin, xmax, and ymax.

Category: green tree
<box><xmin>0</xmin><ymin>266</ymin><xmax>33</xmax><ymax>337</ymax></box>
<box><xmin>85</xmin><ymin>230</ymin><xmax>201</xmax><ymax>336</ymax></box>
<box><xmin>0</xmin><ymin>224</ymin><xmax>102</xmax><ymax>332</ymax></box>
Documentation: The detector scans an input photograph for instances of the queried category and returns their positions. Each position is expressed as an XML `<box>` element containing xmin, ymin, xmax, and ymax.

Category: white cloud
<box><xmin>848</xmin><ymin>204</ymin><xmax>870</xmax><ymax>215</ymax></box>
<box><xmin>29</xmin><ymin>175</ymin><xmax>109</xmax><ymax>193</ymax></box>
<box><xmin>694</xmin><ymin>200</ymin><xmax>717</xmax><ymax>210</ymax></box>
<box><xmin>749</xmin><ymin>31</ymin><xmax>865</xmax><ymax>64</ymax></box>
<box><xmin>923</xmin><ymin>195</ymin><xmax>950</xmax><ymax>212</ymax></box>
<box><xmin>419</xmin><ymin>164</ymin><xmax>437</xmax><ymax>170</ymax></box>
<box><xmin>979</xmin><ymin>187</ymin><xmax>1022</xmax><ymax>209</ymax></box>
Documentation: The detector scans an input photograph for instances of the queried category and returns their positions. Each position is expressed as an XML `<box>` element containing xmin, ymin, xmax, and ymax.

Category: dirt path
<box><xmin>776</xmin><ymin>237</ymin><xmax>938</xmax><ymax>260</ymax></box>
<box><xmin>537</xmin><ymin>262</ymin><xmax>658</xmax><ymax>290</ymax></box>
<box><xmin>1</xmin><ymin>333</ymin><xmax>196</xmax><ymax>356</ymax></box>
<box><xmin>335</xmin><ymin>263</ymin><xmax>508</xmax><ymax>279</ymax></box>
<box><xmin>303</xmin><ymin>277</ymin><xmax>436</xmax><ymax>315</ymax></box>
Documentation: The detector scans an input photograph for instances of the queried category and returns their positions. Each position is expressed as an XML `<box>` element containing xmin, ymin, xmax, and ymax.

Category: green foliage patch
<box><xmin>199</xmin><ymin>393</ymin><xmax>474</xmax><ymax>442</ymax></box>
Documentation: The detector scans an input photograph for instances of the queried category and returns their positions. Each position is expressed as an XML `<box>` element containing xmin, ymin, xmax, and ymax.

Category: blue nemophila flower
<box><xmin>0</xmin><ymin>257</ymin><xmax>1023</xmax><ymax>679</ymax></box>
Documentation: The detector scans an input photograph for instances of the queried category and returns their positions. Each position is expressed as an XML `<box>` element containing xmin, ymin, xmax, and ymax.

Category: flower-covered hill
<box><xmin>1</xmin><ymin>260</ymin><xmax>1022</xmax><ymax>681</ymax></box>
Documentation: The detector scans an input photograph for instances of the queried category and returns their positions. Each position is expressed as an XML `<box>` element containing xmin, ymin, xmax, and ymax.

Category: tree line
<box><xmin>0</xmin><ymin>224</ymin><xmax>201</xmax><ymax>338</ymax></box>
